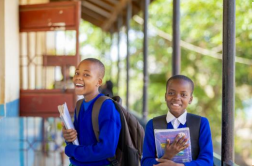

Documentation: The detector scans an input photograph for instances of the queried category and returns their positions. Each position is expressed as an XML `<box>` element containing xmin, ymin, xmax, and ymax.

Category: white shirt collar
<box><xmin>166</xmin><ymin>110</ymin><xmax>187</xmax><ymax>125</ymax></box>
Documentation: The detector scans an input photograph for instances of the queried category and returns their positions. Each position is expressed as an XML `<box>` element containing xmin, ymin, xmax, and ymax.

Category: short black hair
<box><xmin>166</xmin><ymin>75</ymin><xmax>194</xmax><ymax>94</ymax></box>
<box><xmin>81</xmin><ymin>58</ymin><xmax>105</xmax><ymax>78</ymax></box>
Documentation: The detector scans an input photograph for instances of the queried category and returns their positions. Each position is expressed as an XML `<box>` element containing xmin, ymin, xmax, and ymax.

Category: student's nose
<box><xmin>76</xmin><ymin>75</ymin><xmax>83</xmax><ymax>81</ymax></box>
<box><xmin>173</xmin><ymin>94</ymin><xmax>181</xmax><ymax>100</ymax></box>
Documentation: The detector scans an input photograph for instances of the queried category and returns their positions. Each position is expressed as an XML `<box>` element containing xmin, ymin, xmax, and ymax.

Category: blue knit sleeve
<box><xmin>184</xmin><ymin>117</ymin><xmax>213</xmax><ymax>166</ymax></box>
<box><xmin>141</xmin><ymin>119</ymin><xmax>160</xmax><ymax>166</ymax></box>
<box><xmin>65</xmin><ymin>99</ymin><xmax>121</xmax><ymax>162</ymax></box>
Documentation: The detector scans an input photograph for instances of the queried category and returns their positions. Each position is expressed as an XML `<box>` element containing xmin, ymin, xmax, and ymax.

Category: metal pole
<box><xmin>221</xmin><ymin>0</ymin><xmax>235</xmax><ymax>166</ymax></box>
<box><xmin>109</xmin><ymin>28</ymin><xmax>113</xmax><ymax>78</ymax></box>
<box><xmin>117</xmin><ymin>16</ymin><xmax>121</xmax><ymax>95</ymax></box>
<box><xmin>126</xmin><ymin>1</ymin><xmax>132</xmax><ymax>112</ymax></box>
<box><xmin>172</xmin><ymin>0</ymin><xmax>180</xmax><ymax>75</ymax></box>
<box><xmin>142</xmin><ymin>0</ymin><xmax>149</xmax><ymax>122</ymax></box>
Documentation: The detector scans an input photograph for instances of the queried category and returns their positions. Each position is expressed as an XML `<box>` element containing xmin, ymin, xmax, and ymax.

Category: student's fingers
<box><xmin>156</xmin><ymin>158</ymin><xmax>168</xmax><ymax>163</ymax></box>
<box><xmin>183</xmin><ymin>143</ymin><xmax>190</xmax><ymax>150</ymax></box>
<box><xmin>69</xmin><ymin>137</ymin><xmax>78</xmax><ymax>142</ymax></box>
<box><xmin>65</xmin><ymin>135</ymin><xmax>77</xmax><ymax>142</ymax></box>
<box><xmin>155</xmin><ymin>158</ymin><xmax>174</xmax><ymax>166</ymax></box>
<box><xmin>62</xmin><ymin>129</ymin><xmax>77</xmax><ymax>141</ymax></box>
<box><xmin>182</xmin><ymin>137</ymin><xmax>188</xmax><ymax>145</ymax></box>
<box><xmin>62</xmin><ymin>128</ymin><xmax>75</xmax><ymax>135</ymax></box>
<box><xmin>179</xmin><ymin>142</ymin><xmax>189</xmax><ymax>151</ymax></box>
<box><xmin>65</xmin><ymin>129</ymin><xmax>77</xmax><ymax>134</ymax></box>
<box><xmin>63</xmin><ymin>130</ymin><xmax>77</xmax><ymax>138</ymax></box>
<box><xmin>172</xmin><ymin>134</ymin><xmax>180</xmax><ymax>145</ymax></box>
<box><xmin>166</xmin><ymin>139</ymin><xmax>171</xmax><ymax>147</ymax></box>
<box><xmin>179</xmin><ymin>137</ymin><xmax>188</xmax><ymax>147</ymax></box>
<box><xmin>62</xmin><ymin>122</ymin><xmax>66</xmax><ymax>129</ymax></box>
<box><xmin>176</xmin><ymin>135</ymin><xmax>186</xmax><ymax>145</ymax></box>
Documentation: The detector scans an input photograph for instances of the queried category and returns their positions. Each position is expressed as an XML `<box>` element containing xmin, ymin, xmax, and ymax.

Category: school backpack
<box><xmin>153</xmin><ymin>113</ymin><xmax>201</xmax><ymax>160</ymax></box>
<box><xmin>76</xmin><ymin>95</ymin><xmax>145</xmax><ymax>166</ymax></box>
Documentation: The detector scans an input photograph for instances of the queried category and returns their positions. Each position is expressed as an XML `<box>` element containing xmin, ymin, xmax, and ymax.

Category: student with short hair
<box><xmin>141</xmin><ymin>75</ymin><xmax>213</xmax><ymax>166</ymax></box>
<box><xmin>62</xmin><ymin>58</ymin><xmax>121</xmax><ymax>166</ymax></box>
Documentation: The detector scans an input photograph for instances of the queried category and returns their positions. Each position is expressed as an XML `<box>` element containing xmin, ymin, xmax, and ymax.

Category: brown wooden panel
<box><xmin>20</xmin><ymin>1</ymin><xmax>80</xmax><ymax>32</ymax></box>
<box><xmin>20</xmin><ymin>89</ymin><xmax>76</xmax><ymax>117</ymax></box>
<box><xmin>43</xmin><ymin>55</ymin><xmax>78</xmax><ymax>66</ymax></box>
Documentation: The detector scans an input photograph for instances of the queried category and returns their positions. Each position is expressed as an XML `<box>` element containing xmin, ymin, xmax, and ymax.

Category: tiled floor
<box><xmin>0</xmin><ymin>117</ymin><xmax>69</xmax><ymax>166</ymax></box>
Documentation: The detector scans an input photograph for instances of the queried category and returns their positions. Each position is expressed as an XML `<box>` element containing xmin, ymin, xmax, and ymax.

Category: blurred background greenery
<box><xmin>77</xmin><ymin>0</ymin><xmax>252</xmax><ymax>165</ymax></box>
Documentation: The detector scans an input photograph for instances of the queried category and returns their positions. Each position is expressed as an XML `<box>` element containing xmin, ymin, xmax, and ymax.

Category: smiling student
<box><xmin>141</xmin><ymin>75</ymin><xmax>213</xmax><ymax>166</ymax></box>
<box><xmin>62</xmin><ymin>58</ymin><xmax>121</xmax><ymax>166</ymax></box>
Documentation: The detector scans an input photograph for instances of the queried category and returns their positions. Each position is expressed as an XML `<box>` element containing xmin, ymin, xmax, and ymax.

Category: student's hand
<box><xmin>161</xmin><ymin>134</ymin><xmax>189</xmax><ymax>160</ymax></box>
<box><xmin>62</xmin><ymin>123</ymin><xmax>77</xmax><ymax>142</ymax></box>
<box><xmin>154</xmin><ymin>158</ymin><xmax>184</xmax><ymax>166</ymax></box>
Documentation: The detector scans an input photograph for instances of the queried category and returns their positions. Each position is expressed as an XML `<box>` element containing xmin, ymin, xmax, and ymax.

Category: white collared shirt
<box><xmin>166</xmin><ymin>110</ymin><xmax>187</xmax><ymax>129</ymax></box>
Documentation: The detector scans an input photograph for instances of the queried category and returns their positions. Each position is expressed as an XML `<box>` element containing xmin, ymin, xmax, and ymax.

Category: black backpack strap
<box><xmin>153</xmin><ymin>115</ymin><xmax>167</xmax><ymax>129</ymax></box>
<box><xmin>75</xmin><ymin>99</ymin><xmax>84</xmax><ymax>121</ymax></box>
<box><xmin>92</xmin><ymin>96</ymin><xmax>110</xmax><ymax>141</ymax></box>
<box><xmin>186</xmin><ymin>113</ymin><xmax>201</xmax><ymax>139</ymax></box>
<box><xmin>186</xmin><ymin>113</ymin><xmax>201</xmax><ymax>160</ymax></box>
<box><xmin>92</xmin><ymin>96</ymin><xmax>119</xmax><ymax>166</ymax></box>
<box><xmin>152</xmin><ymin>115</ymin><xmax>167</xmax><ymax>158</ymax></box>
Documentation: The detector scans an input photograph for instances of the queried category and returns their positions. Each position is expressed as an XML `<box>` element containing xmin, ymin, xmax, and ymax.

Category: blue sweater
<box><xmin>65</xmin><ymin>94</ymin><xmax>121</xmax><ymax>166</ymax></box>
<box><xmin>141</xmin><ymin>116</ymin><xmax>213</xmax><ymax>166</ymax></box>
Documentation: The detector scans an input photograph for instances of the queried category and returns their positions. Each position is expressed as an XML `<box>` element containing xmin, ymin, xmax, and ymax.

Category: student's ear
<box><xmin>189</xmin><ymin>96</ymin><xmax>193</xmax><ymax>104</ymax></box>
<box><xmin>97</xmin><ymin>78</ymin><xmax>103</xmax><ymax>87</ymax></box>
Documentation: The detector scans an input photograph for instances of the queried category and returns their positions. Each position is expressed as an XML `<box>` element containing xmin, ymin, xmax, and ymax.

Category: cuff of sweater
<box><xmin>184</xmin><ymin>162</ymin><xmax>192</xmax><ymax>166</ymax></box>
<box><xmin>65</xmin><ymin>144</ymin><xmax>76</xmax><ymax>158</ymax></box>
<box><xmin>153</xmin><ymin>159</ymin><xmax>160</xmax><ymax>165</ymax></box>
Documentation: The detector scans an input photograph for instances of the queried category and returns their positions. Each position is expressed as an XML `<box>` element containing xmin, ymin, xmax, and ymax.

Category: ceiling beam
<box><xmin>102</xmin><ymin>0</ymin><xmax>130</xmax><ymax>31</ymax></box>
<box><xmin>105</xmin><ymin>0</ymin><xmax>119</xmax><ymax>5</ymax></box>
<box><xmin>87</xmin><ymin>0</ymin><xmax>113</xmax><ymax>12</ymax></box>
<box><xmin>81</xmin><ymin>13</ymin><xmax>103</xmax><ymax>27</ymax></box>
<box><xmin>82</xmin><ymin>1</ymin><xmax>111</xmax><ymax>18</ymax></box>
<box><xmin>82</xmin><ymin>6</ymin><xmax>107</xmax><ymax>21</ymax></box>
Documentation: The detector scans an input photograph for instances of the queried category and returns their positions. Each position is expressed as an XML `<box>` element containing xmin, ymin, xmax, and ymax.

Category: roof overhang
<box><xmin>50</xmin><ymin>0</ymin><xmax>155</xmax><ymax>33</ymax></box>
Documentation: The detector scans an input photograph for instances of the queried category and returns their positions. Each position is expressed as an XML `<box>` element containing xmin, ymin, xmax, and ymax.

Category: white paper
<box><xmin>58</xmin><ymin>102</ymin><xmax>79</xmax><ymax>145</ymax></box>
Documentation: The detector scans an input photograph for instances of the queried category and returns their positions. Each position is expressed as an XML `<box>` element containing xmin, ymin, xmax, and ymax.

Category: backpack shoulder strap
<box><xmin>186</xmin><ymin>113</ymin><xmax>201</xmax><ymax>160</ymax></box>
<box><xmin>92</xmin><ymin>96</ymin><xmax>110</xmax><ymax>141</ymax></box>
<box><xmin>75</xmin><ymin>99</ymin><xmax>84</xmax><ymax>121</ymax></box>
<box><xmin>92</xmin><ymin>96</ymin><xmax>118</xmax><ymax>165</ymax></box>
<box><xmin>152</xmin><ymin>115</ymin><xmax>167</xmax><ymax>158</ymax></box>
<box><xmin>186</xmin><ymin>113</ymin><xmax>201</xmax><ymax>139</ymax></box>
<box><xmin>153</xmin><ymin>114</ymin><xmax>167</xmax><ymax>129</ymax></box>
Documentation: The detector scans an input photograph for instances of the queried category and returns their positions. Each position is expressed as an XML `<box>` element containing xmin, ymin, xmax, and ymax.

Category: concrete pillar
<box><xmin>0</xmin><ymin>0</ymin><xmax>20</xmax><ymax>117</ymax></box>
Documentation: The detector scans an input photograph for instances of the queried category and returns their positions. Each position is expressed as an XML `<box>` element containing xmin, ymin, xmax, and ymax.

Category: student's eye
<box><xmin>181</xmin><ymin>93</ymin><xmax>187</xmax><ymax>97</ymax></box>
<box><xmin>83</xmin><ymin>73</ymin><xmax>90</xmax><ymax>77</ymax></box>
<box><xmin>75</xmin><ymin>72</ymin><xmax>79</xmax><ymax>76</ymax></box>
<box><xmin>168</xmin><ymin>92</ymin><xmax>174</xmax><ymax>95</ymax></box>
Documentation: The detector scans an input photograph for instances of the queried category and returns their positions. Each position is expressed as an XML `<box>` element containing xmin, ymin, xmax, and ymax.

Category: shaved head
<box><xmin>80</xmin><ymin>58</ymin><xmax>105</xmax><ymax>79</ymax></box>
<box><xmin>166</xmin><ymin>75</ymin><xmax>194</xmax><ymax>94</ymax></box>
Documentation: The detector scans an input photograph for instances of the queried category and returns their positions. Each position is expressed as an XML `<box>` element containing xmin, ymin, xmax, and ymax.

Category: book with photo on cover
<box><xmin>154</xmin><ymin>128</ymin><xmax>192</xmax><ymax>163</ymax></box>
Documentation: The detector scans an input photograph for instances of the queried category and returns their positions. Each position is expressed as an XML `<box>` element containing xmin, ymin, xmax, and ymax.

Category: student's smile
<box><xmin>170</xmin><ymin>102</ymin><xmax>182</xmax><ymax>108</ymax></box>
<box><xmin>165</xmin><ymin>79</ymin><xmax>193</xmax><ymax>118</ymax></box>
<box><xmin>73</xmin><ymin>60</ymin><xmax>102</xmax><ymax>101</ymax></box>
<box><xmin>74</xmin><ymin>83</ymin><xmax>85</xmax><ymax>90</ymax></box>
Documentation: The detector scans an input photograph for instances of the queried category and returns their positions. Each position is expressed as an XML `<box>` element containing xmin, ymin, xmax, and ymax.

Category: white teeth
<box><xmin>173</xmin><ymin>104</ymin><xmax>180</xmax><ymax>106</ymax></box>
<box><xmin>76</xmin><ymin>84</ymin><xmax>84</xmax><ymax>87</ymax></box>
